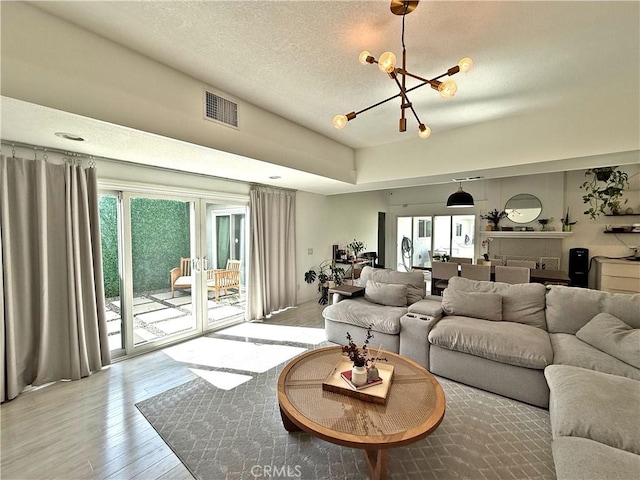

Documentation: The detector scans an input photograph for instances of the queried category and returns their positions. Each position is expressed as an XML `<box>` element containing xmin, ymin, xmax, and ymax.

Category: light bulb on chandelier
<box><xmin>378</xmin><ymin>52</ymin><xmax>397</xmax><ymax>73</ymax></box>
<box><xmin>332</xmin><ymin>0</ymin><xmax>473</xmax><ymax>138</ymax></box>
<box><xmin>438</xmin><ymin>80</ymin><xmax>458</xmax><ymax>99</ymax></box>
<box><xmin>418</xmin><ymin>124</ymin><xmax>431</xmax><ymax>139</ymax></box>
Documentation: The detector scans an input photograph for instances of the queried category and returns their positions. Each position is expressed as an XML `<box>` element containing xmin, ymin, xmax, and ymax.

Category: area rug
<box><xmin>136</xmin><ymin>361</ymin><xmax>555</xmax><ymax>480</ymax></box>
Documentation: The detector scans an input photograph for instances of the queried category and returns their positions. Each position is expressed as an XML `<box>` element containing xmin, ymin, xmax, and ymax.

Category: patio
<box><xmin>105</xmin><ymin>288</ymin><xmax>246</xmax><ymax>350</ymax></box>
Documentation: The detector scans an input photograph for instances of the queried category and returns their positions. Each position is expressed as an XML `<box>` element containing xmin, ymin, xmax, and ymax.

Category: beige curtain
<box><xmin>248</xmin><ymin>186</ymin><xmax>297</xmax><ymax>320</ymax></box>
<box><xmin>1</xmin><ymin>156</ymin><xmax>111</xmax><ymax>402</ymax></box>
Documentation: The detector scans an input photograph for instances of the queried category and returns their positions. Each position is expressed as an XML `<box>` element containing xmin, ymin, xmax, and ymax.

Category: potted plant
<box><xmin>480</xmin><ymin>209</ymin><xmax>508</xmax><ymax>231</ymax></box>
<box><xmin>304</xmin><ymin>260</ymin><xmax>345</xmax><ymax>305</ymax></box>
<box><xmin>561</xmin><ymin>208</ymin><xmax>577</xmax><ymax>232</ymax></box>
<box><xmin>347</xmin><ymin>239</ymin><xmax>366</xmax><ymax>259</ymax></box>
<box><xmin>580</xmin><ymin>167</ymin><xmax>630</xmax><ymax>219</ymax></box>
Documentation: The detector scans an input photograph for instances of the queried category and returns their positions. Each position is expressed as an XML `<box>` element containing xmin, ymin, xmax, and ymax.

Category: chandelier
<box><xmin>332</xmin><ymin>0</ymin><xmax>473</xmax><ymax>139</ymax></box>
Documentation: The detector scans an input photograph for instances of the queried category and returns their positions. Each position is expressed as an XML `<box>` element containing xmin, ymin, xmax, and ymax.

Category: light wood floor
<box><xmin>0</xmin><ymin>300</ymin><xmax>326</xmax><ymax>480</ymax></box>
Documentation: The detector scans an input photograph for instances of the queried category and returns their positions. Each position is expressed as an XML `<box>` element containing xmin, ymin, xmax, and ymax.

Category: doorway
<box><xmin>98</xmin><ymin>191</ymin><xmax>248</xmax><ymax>357</ymax></box>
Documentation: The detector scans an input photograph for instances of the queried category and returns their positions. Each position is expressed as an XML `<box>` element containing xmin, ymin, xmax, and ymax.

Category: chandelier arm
<box><xmin>392</xmin><ymin>76</ymin><xmax>422</xmax><ymax>125</ymax></box>
<box><xmin>353</xmin><ymin>91</ymin><xmax>404</xmax><ymax>117</ymax></box>
<box><xmin>400</xmin><ymin>69</ymin><xmax>453</xmax><ymax>85</ymax></box>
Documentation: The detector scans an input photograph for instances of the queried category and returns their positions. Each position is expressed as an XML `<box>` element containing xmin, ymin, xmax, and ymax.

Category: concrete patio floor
<box><xmin>105</xmin><ymin>288</ymin><xmax>246</xmax><ymax>350</ymax></box>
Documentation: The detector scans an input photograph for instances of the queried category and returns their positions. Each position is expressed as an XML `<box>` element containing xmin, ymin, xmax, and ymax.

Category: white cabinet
<box><xmin>595</xmin><ymin>258</ymin><xmax>640</xmax><ymax>294</ymax></box>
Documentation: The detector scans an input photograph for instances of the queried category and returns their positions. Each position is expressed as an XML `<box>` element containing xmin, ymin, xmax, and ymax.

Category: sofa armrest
<box><xmin>407</xmin><ymin>298</ymin><xmax>443</xmax><ymax>319</ymax></box>
<box><xmin>399</xmin><ymin>312</ymin><xmax>442</xmax><ymax>370</ymax></box>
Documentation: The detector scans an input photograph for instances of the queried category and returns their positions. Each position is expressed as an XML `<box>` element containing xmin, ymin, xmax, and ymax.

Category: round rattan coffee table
<box><xmin>277</xmin><ymin>346</ymin><xmax>445</xmax><ymax>480</ymax></box>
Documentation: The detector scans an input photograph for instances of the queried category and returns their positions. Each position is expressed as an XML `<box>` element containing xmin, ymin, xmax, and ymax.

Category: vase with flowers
<box><xmin>342</xmin><ymin>327</ymin><xmax>387</xmax><ymax>386</ymax></box>
<box><xmin>480</xmin><ymin>209</ymin><xmax>508</xmax><ymax>231</ymax></box>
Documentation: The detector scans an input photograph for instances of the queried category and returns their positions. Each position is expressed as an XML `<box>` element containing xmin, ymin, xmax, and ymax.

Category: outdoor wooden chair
<box><xmin>207</xmin><ymin>259</ymin><xmax>241</xmax><ymax>300</ymax></box>
<box><xmin>170</xmin><ymin>257</ymin><xmax>192</xmax><ymax>298</ymax></box>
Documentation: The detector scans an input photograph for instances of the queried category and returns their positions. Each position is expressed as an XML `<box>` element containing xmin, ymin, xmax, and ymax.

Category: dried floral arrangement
<box><xmin>480</xmin><ymin>209</ymin><xmax>508</xmax><ymax>228</ymax></box>
<box><xmin>342</xmin><ymin>326</ymin><xmax>387</xmax><ymax>367</ymax></box>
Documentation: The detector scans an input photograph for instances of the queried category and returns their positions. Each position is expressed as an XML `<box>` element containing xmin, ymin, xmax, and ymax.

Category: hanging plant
<box><xmin>580</xmin><ymin>167</ymin><xmax>629</xmax><ymax>219</ymax></box>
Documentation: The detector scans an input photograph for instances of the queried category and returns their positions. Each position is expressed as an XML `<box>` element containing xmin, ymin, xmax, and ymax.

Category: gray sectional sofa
<box><xmin>322</xmin><ymin>266</ymin><xmax>640</xmax><ymax>479</ymax></box>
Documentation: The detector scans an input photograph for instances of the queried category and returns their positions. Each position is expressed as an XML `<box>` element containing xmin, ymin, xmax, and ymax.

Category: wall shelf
<box><xmin>604</xmin><ymin>231</ymin><xmax>640</xmax><ymax>234</ymax></box>
<box><xmin>480</xmin><ymin>231</ymin><xmax>573</xmax><ymax>239</ymax></box>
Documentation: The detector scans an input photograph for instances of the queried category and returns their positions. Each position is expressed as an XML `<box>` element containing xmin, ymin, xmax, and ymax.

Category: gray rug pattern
<box><xmin>136</xmin><ymin>359</ymin><xmax>555</xmax><ymax>480</ymax></box>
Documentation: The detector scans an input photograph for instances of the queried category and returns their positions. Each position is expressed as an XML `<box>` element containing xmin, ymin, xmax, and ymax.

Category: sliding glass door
<box><xmin>128</xmin><ymin>195</ymin><xmax>198</xmax><ymax>347</ymax></box>
<box><xmin>98</xmin><ymin>189</ymin><xmax>248</xmax><ymax>357</ymax></box>
<box><xmin>397</xmin><ymin>214</ymin><xmax>476</xmax><ymax>270</ymax></box>
<box><xmin>203</xmin><ymin>204</ymin><xmax>247</xmax><ymax>328</ymax></box>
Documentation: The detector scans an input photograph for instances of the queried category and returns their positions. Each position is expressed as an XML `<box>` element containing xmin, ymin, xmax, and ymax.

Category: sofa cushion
<box><xmin>550</xmin><ymin>333</ymin><xmax>640</xmax><ymax>381</ymax></box>
<box><xmin>546</xmin><ymin>286</ymin><xmax>640</xmax><ymax>334</ymax></box>
<box><xmin>442</xmin><ymin>289</ymin><xmax>502</xmax><ymax>321</ymax></box>
<box><xmin>545</xmin><ymin>365</ymin><xmax>640</xmax><ymax>455</ymax></box>
<box><xmin>364</xmin><ymin>280</ymin><xmax>407</xmax><ymax>307</ymax></box>
<box><xmin>447</xmin><ymin>276</ymin><xmax>547</xmax><ymax>329</ymax></box>
<box><xmin>359</xmin><ymin>266</ymin><xmax>425</xmax><ymax>305</ymax></box>
<box><xmin>407</xmin><ymin>297</ymin><xmax>443</xmax><ymax>318</ymax></box>
<box><xmin>322</xmin><ymin>297</ymin><xmax>406</xmax><ymax>335</ymax></box>
<box><xmin>576</xmin><ymin>313</ymin><xmax>640</xmax><ymax>368</ymax></box>
<box><xmin>552</xmin><ymin>436</ymin><xmax>640</xmax><ymax>480</ymax></box>
<box><xmin>428</xmin><ymin>316</ymin><xmax>553</xmax><ymax>369</ymax></box>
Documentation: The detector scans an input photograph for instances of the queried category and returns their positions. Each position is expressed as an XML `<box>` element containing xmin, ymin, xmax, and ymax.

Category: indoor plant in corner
<box><xmin>580</xmin><ymin>167</ymin><xmax>630</xmax><ymax>219</ymax></box>
<box><xmin>304</xmin><ymin>260</ymin><xmax>345</xmax><ymax>305</ymax></box>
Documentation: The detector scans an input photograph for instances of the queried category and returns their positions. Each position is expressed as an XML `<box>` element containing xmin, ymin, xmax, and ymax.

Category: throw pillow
<box><xmin>442</xmin><ymin>288</ymin><xmax>503</xmax><ymax>321</ymax></box>
<box><xmin>576</xmin><ymin>313</ymin><xmax>640</xmax><ymax>368</ymax></box>
<box><xmin>365</xmin><ymin>281</ymin><xmax>408</xmax><ymax>307</ymax></box>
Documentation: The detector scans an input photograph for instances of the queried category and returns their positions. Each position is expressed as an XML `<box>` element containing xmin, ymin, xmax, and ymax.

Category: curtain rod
<box><xmin>1</xmin><ymin>139</ymin><xmax>289</xmax><ymax>190</ymax></box>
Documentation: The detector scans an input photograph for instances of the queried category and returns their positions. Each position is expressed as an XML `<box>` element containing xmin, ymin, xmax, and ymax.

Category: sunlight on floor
<box><xmin>163</xmin><ymin>337</ymin><xmax>306</xmax><ymax>373</ymax></box>
<box><xmin>189</xmin><ymin>368</ymin><xmax>253</xmax><ymax>390</ymax></box>
<box><xmin>217</xmin><ymin>323</ymin><xmax>325</xmax><ymax>345</ymax></box>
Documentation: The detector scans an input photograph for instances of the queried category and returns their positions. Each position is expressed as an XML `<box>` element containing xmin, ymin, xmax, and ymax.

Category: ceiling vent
<box><xmin>204</xmin><ymin>90</ymin><xmax>238</xmax><ymax>128</ymax></box>
<box><xmin>452</xmin><ymin>176</ymin><xmax>484</xmax><ymax>182</ymax></box>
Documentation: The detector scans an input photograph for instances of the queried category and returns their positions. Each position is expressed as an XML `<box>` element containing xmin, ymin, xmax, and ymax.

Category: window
<box><xmin>397</xmin><ymin>215</ymin><xmax>475</xmax><ymax>270</ymax></box>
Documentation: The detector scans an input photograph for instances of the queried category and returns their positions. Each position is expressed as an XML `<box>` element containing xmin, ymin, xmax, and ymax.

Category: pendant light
<box><xmin>447</xmin><ymin>182</ymin><xmax>474</xmax><ymax>208</ymax></box>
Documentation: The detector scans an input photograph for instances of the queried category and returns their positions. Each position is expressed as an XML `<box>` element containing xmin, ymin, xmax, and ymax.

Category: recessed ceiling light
<box><xmin>55</xmin><ymin>132</ymin><xmax>85</xmax><ymax>141</ymax></box>
<box><xmin>269</xmin><ymin>175</ymin><xmax>281</xmax><ymax>180</ymax></box>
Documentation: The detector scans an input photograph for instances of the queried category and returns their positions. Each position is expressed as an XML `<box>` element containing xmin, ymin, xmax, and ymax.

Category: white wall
<box><xmin>0</xmin><ymin>2</ymin><xmax>354</xmax><ymax>184</ymax></box>
<box><xmin>562</xmin><ymin>165</ymin><xmax>640</xmax><ymax>276</ymax></box>
<box><xmin>356</xmin><ymin>103</ymin><xmax>640</xmax><ymax>186</ymax></box>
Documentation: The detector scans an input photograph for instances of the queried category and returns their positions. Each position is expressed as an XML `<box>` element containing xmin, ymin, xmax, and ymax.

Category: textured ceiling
<box><xmin>2</xmin><ymin>1</ymin><xmax>639</xmax><ymax>194</ymax></box>
<box><xmin>28</xmin><ymin>1</ymin><xmax>639</xmax><ymax>149</ymax></box>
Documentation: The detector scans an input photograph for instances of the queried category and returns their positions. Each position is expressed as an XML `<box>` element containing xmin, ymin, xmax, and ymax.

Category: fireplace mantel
<box><xmin>480</xmin><ymin>231</ymin><xmax>572</xmax><ymax>239</ymax></box>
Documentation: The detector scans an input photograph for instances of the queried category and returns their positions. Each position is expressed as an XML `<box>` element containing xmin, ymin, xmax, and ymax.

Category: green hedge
<box><xmin>99</xmin><ymin>196</ymin><xmax>191</xmax><ymax>297</ymax></box>
<box><xmin>99</xmin><ymin>196</ymin><xmax>119</xmax><ymax>298</ymax></box>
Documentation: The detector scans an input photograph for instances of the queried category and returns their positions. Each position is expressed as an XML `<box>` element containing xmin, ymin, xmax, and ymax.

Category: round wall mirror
<box><xmin>504</xmin><ymin>194</ymin><xmax>542</xmax><ymax>224</ymax></box>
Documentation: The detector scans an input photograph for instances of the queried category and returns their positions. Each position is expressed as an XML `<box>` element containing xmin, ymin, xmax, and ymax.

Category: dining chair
<box><xmin>431</xmin><ymin>261</ymin><xmax>459</xmax><ymax>295</ymax></box>
<box><xmin>450</xmin><ymin>256</ymin><xmax>472</xmax><ymax>264</ymax></box>
<box><xmin>460</xmin><ymin>264</ymin><xmax>491</xmax><ymax>281</ymax></box>
<box><xmin>495</xmin><ymin>266</ymin><xmax>530</xmax><ymax>284</ymax></box>
<box><xmin>506</xmin><ymin>260</ymin><xmax>537</xmax><ymax>269</ymax></box>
